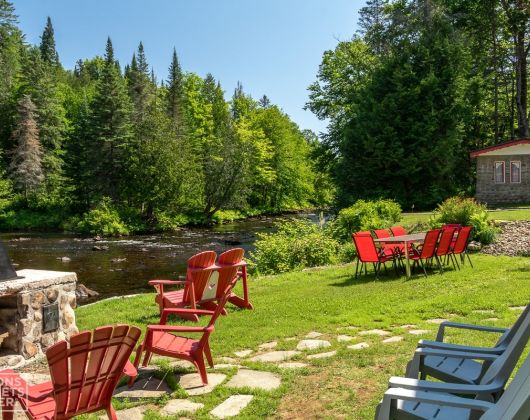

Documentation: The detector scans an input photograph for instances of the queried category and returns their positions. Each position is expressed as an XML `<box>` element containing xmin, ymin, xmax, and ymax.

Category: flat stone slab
<box><xmin>161</xmin><ymin>399</ymin><xmax>204</xmax><ymax>415</ymax></box>
<box><xmin>483</xmin><ymin>318</ymin><xmax>500</xmax><ymax>322</ymax></box>
<box><xmin>234</xmin><ymin>349</ymin><xmax>253</xmax><ymax>358</ymax></box>
<box><xmin>399</xmin><ymin>324</ymin><xmax>416</xmax><ymax>329</ymax></box>
<box><xmin>305</xmin><ymin>331</ymin><xmax>323</xmax><ymax>338</ymax></box>
<box><xmin>212</xmin><ymin>363</ymin><xmax>241</xmax><ymax>369</ymax></box>
<box><xmin>284</xmin><ymin>336</ymin><xmax>297</xmax><ymax>341</ymax></box>
<box><xmin>382</xmin><ymin>336</ymin><xmax>403</xmax><ymax>344</ymax></box>
<box><xmin>250</xmin><ymin>350</ymin><xmax>300</xmax><ymax>363</ymax></box>
<box><xmin>509</xmin><ymin>306</ymin><xmax>526</xmax><ymax>311</ymax></box>
<box><xmin>337</xmin><ymin>335</ymin><xmax>355</xmax><ymax>342</ymax></box>
<box><xmin>217</xmin><ymin>356</ymin><xmax>238</xmax><ymax>363</ymax></box>
<box><xmin>169</xmin><ymin>359</ymin><xmax>195</xmax><ymax>369</ymax></box>
<box><xmin>426</xmin><ymin>319</ymin><xmax>448</xmax><ymax>324</ymax></box>
<box><xmin>1</xmin><ymin>269</ymin><xmax>77</xmax><ymax>295</ymax></box>
<box><xmin>114</xmin><ymin>376</ymin><xmax>172</xmax><ymax>400</ymax></box>
<box><xmin>258</xmin><ymin>341</ymin><xmax>278</xmax><ymax>350</ymax></box>
<box><xmin>226</xmin><ymin>369</ymin><xmax>281</xmax><ymax>391</ymax></box>
<box><xmin>278</xmin><ymin>362</ymin><xmax>308</xmax><ymax>369</ymax></box>
<box><xmin>296</xmin><ymin>339</ymin><xmax>331</xmax><ymax>351</ymax></box>
<box><xmin>210</xmin><ymin>395</ymin><xmax>254</xmax><ymax>419</ymax></box>
<box><xmin>178</xmin><ymin>373</ymin><xmax>226</xmax><ymax>396</ymax></box>
<box><xmin>307</xmin><ymin>350</ymin><xmax>336</xmax><ymax>359</ymax></box>
<box><xmin>472</xmin><ymin>309</ymin><xmax>495</xmax><ymax>314</ymax></box>
<box><xmin>359</xmin><ymin>329</ymin><xmax>390</xmax><ymax>336</ymax></box>
<box><xmin>100</xmin><ymin>406</ymin><xmax>147</xmax><ymax>420</ymax></box>
<box><xmin>348</xmin><ymin>342</ymin><xmax>369</xmax><ymax>350</ymax></box>
<box><xmin>409</xmin><ymin>330</ymin><xmax>430</xmax><ymax>335</ymax></box>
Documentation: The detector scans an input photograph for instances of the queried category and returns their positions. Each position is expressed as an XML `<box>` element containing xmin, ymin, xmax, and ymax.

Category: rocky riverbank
<box><xmin>481</xmin><ymin>221</ymin><xmax>530</xmax><ymax>257</ymax></box>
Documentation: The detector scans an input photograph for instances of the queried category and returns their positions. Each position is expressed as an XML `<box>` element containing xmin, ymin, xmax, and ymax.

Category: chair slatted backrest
<box><xmin>46</xmin><ymin>325</ymin><xmax>141</xmax><ymax>419</ymax></box>
<box><xmin>183</xmin><ymin>251</ymin><xmax>217</xmax><ymax>303</ymax></box>
<box><xmin>352</xmin><ymin>233</ymin><xmax>380</xmax><ymax>263</ymax></box>
<box><xmin>374</xmin><ymin>229</ymin><xmax>391</xmax><ymax>239</ymax></box>
<box><xmin>214</xmin><ymin>248</ymin><xmax>245</xmax><ymax>300</ymax></box>
<box><xmin>498</xmin><ymin>303</ymin><xmax>530</xmax><ymax>347</ymax></box>
<box><xmin>483</xmin><ymin>353</ymin><xmax>530</xmax><ymax>420</ymax></box>
<box><xmin>435</xmin><ymin>227</ymin><xmax>456</xmax><ymax>257</ymax></box>
<box><xmin>442</xmin><ymin>223</ymin><xmax>462</xmax><ymax>231</ymax></box>
<box><xmin>479</xmin><ymin>309</ymin><xmax>530</xmax><ymax>390</ymax></box>
<box><xmin>390</xmin><ymin>226</ymin><xmax>407</xmax><ymax>237</ymax></box>
<box><xmin>451</xmin><ymin>226</ymin><xmax>473</xmax><ymax>254</ymax></box>
<box><xmin>419</xmin><ymin>229</ymin><xmax>441</xmax><ymax>259</ymax></box>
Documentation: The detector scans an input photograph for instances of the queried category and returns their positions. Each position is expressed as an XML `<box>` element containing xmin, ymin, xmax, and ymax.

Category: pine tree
<box><xmin>127</xmin><ymin>42</ymin><xmax>153</xmax><ymax>124</ymax></box>
<box><xmin>9</xmin><ymin>95</ymin><xmax>43</xmax><ymax>198</ymax></box>
<box><xmin>39</xmin><ymin>16</ymin><xmax>59</xmax><ymax>66</ymax></box>
<box><xmin>166</xmin><ymin>47</ymin><xmax>185</xmax><ymax>133</ymax></box>
<box><xmin>259</xmin><ymin>95</ymin><xmax>271</xmax><ymax>108</ymax></box>
<box><xmin>87</xmin><ymin>37</ymin><xmax>133</xmax><ymax>203</ymax></box>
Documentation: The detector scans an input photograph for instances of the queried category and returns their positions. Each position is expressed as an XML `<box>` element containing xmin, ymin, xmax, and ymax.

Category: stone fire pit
<box><xmin>0</xmin><ymin>269</ymin><xmax>78</xmax><ymax>368</ymax></box>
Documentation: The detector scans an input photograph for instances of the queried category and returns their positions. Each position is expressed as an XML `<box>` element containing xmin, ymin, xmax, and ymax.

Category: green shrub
<box><xmin>329</xmin><ymin>199</ymin><xmax>402</xmax><ymax>242</ymax></box>
<box><xmin>76</xmin><ymin>198</ymin><xmax>129</xmax><ymax>236</ymax></box>
<box><xmin>250</xmin><ymin>219</ymin><xmax>340</xmax><ymax>275</ymax></box>
<box><xmin>429</xmin><ymin>197</ymin><xmax>498</xmax><ymax>244</ymax></box>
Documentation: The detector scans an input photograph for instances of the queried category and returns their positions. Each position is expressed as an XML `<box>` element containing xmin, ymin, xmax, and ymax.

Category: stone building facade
<box><xmin>471</xmin><ymin>139</ymin><xmax>530</xmax><ymax>205</ymax></box>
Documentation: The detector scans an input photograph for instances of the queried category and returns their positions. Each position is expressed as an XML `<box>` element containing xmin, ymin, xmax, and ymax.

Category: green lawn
<box><xmin>400</xmin><ymin>207</ymin><xmax>530</xmax><ymax>227</ymax></box>
<box><xmin>76</xmin><ymin>254</ymin><xmax>530</xmax><ymax>419</ymax></box>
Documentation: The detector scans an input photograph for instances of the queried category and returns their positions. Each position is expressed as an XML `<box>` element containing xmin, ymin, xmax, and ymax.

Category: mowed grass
<box><xmin>76</xmin><ymin>254</ymin><xmax>530</xmax><ymax>419</ymax></box>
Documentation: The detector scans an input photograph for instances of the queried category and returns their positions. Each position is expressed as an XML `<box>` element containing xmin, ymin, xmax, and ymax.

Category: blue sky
<box><xmin>12</xmin><ymin>0</ymin><xmax>363</xmax><ymax>135</ymax></box>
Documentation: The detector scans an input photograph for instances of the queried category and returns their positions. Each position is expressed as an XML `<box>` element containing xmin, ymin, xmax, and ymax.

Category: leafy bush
<box><xmin>250</xmin><ymin>219</ymin><xmax>340</xmax><ymax>275</ymax></box>
<box><xmin>429</xmin><ymin>197</ymin><xmax>498</xmax><ymax>244</ymax></box>
<box><xmin>76</xmin><ymin>198</ymin><xmax>129</xmax><ymax>236</ymax></box>
<box><xmin>329</xmin><ymin>199</ymin><xmax>402</xmax><ymax>242</ymax></box>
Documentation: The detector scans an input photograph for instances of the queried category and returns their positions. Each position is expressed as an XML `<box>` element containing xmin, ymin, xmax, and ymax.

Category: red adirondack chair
<box><xmin>406</xmin><ymin>229</ymin><xmax>441</xmax><ymax>277</ymax></box>
<box><xmin>352</xmin><ymin>233</ymin><xmax>395</xmax><ymax>279</ymax></box>
<box><xmin>131</xmin><ymin>272</ymin><xmax>239</xmax><ymax>386</ymax></box>
<box><xmin>449</xmin><ymin>225</ymin><xmax>473</xmax><ymax>268</ymax></box>
<box><xmin>0</xmin><ymin>325</ymin><xmax>140</xmax><ymax>420</ymax></box>
<box><xmin>215</xmin><ymin>248</ymin><xmax>253</xmax><ymax>310</ymax></box>
<box><xmin>149</xmin><ymin>251</ymin><xmax>218</xmax><ymax>322</ymax></box>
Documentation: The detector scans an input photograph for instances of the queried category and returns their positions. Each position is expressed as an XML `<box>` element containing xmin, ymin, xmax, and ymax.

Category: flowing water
<box><xmin>1</xmin><ymin>213</ymin><xmax>320</xmax><ymax>304</ymax></box>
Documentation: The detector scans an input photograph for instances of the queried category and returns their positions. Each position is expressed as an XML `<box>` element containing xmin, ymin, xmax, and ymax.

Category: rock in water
<box><xmin>76</xmin><ymin>284</ymin><xmax>99</xmax><ymax>298</ymax></box>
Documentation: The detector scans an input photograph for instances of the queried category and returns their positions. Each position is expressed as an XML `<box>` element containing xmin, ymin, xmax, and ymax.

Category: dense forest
<box><xmin>308</xmin><ymin>0</ymin><xmax>530</xmax><ymax>209</ymax></box>
<box><xmin>0</xmin><ymin>0</ymin><xmax>331</xmax><ymax>233</ymax></box>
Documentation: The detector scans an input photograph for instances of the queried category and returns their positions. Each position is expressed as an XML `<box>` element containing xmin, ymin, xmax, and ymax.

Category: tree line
<box><xmin>0</xmin><ymin>1</ymin><xmax>330</xmax><ymax>231</ymax></box>
<box><xmin>307</xmin><ymin>0</ymin><xmax>530</xmax><ymax>209</ymax></box>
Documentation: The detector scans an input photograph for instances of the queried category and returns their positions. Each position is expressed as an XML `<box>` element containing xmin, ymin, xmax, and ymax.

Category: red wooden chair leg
<box><xmin>195</xmin><ymin>354</ymin><xmax>208</xmax><ymax>385</ymax></box>
<box><xmin>204</xmin><ymin>343</ymin><xmax>214</xmax><ymax>368</ymax></box>
<box><xmin>105</xmin><ymin>404</ymin><xmax>118</xmax><ymax>420</ymax></box>
<box><xmin>129</xmin><ymin>345</ymin><xmax>144</xmax><ymax>387</ymax></box>
<box><xmin>1</xmin><ymin>393</ymin><xmax>15</xmax><ymax>420</ymax></box>
<box><xmin>142</xmin><ymin>349</ymin><xmax>152</xmax><ymax>367</ymax></box>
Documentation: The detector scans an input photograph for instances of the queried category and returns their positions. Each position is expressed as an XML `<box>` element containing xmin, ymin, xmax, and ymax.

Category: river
<box><xmin>1</xmin><ymin>213</ymin><xmax>320</xmax><ymax>304</ymax></box>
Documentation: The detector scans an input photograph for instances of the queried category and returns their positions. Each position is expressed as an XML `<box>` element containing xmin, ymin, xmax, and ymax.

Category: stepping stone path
<box><xmin>472</xmin><ymin>309</ymin><xmax>495</xmax><ymax>314</ymax></box>
<box><xmin>226</xmin><ymin>369</ymin><xmax>281</xmax><ymax>391</ymax></box>
<box><xmin>218</xmin><ymin>356</ymin><xmax>238</xmax><ymax>363</ymax></box>
<box><xmin>348</xmin><ymin>342</ymin><xmax>369</xmax><ymax>350</ymax></box>
<box><xmin>234</xmin><ymin>349</ymin><xmax>253</xmax><ymax>358</ymax></box>
<box><xmin>400</xmin><ymin>324</ymin><xmax>416</xmax><ymax>329</ymax></box>
<box><xmin>359</xmin><ymin>329</ymin><xmax>390</xmax><ymax>336</ymax></box>
<box><xmin>212</xmin><ymin>363</ymin><xmax>241</xmax><ymax>369</ymax></box>
<box><xmin>307</xmin><ymin>351</ymin><xmax>336</xmax><ymax>360</ymax></box>
<box><xmin>509</xmin><ymin>306</ymin><xmax>526</xmax><ymax>311</ymax></box>
<box><xmin>161</xmin><ymin>399</ymin><xmax>204</xmax><ymax>415</ymax></box>
<box><xmin>337</xmin><ymin>335</ymin><xmax>355</xmax><ymax>342</ymax></box>
<box><xmin>100</xmin><ymin>406</ymin><xmax>146</xmax><ymax>420</ymax></box>
<box><xmin>278</xmin><ymin>362</ymin><xmax>308</xmax><ymax>369</ymax></box>
<box><xmin>426</xmin><ymin>319</ymin><xmax>448</xmax><ymax>324</ymax></box>
<box><xmin>306</xmin><ymin>331</ymin><xmax>323</xmax><ymax>338</ymax></box>
<box><xmin>258</xmin><ymin>341</ymin><xmax>278</xmax><ymax>350</ymax></box>
<box><xmin>296</xmin><ymin>339</ymin><xmax>331</xmax><ymax>351</ymax></box>
<box><xmin>250</xmin><ymin>350</ymin><xmax>300</xmax><ymax>363</ymax></box>
<box><xmin>210</xmin><ymin>395</ymin><xmax>254</xmax><ymax>419</ymax></box>
<box><xmin>170</xmin><ymin>359</ymin><xmax>195</xmax><ymax>369</ymax></box>
<box><xmin>284</xmin><ymin>336</ymin><xmax>297</xmax><ymax>341</ymax></box>
<box><xmin>178</xmin><ymin>373</ymin><xmax>226</xmax><ymax>396</ymax></box>
<box><xmin>114</xmin><ymin>376</ymin><xmax>172</xmax><ymax>400</ymax></box>
<box><xmin>409</xmin><ymin>329</ymin><xmax>430</xmax><ymax>335</ymax></box>
<box><xmin>382</xmin><ymin>336</ymin><xmax>403</xmax><ymax>344</ymax></box>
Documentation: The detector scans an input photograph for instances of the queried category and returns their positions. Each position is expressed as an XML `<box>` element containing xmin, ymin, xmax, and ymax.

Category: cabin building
<box><xmin>470</xmin><ymin>139</ymin><xmax>530</xmax><ymax>205</ymax></box>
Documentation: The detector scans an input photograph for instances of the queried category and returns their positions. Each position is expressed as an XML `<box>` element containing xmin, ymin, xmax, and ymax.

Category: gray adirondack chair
<box><xmin>387</xmin><ymin>310</ymin><xmax>530</xmax><ymax>408</ymax></box>
<box><xmin>375</xmin><ymin>351</ymin><xmax>530</xmax><ymax>420</ymax></box>
<box><xmin>406</xmin><ymin>303</ymin><xmax>530</xmax><ymax>385</ymax></box>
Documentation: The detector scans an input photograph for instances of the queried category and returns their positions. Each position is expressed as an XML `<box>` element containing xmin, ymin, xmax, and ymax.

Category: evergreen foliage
<box><xmin>39</xmin><ymin>16</ymin><xmax>59</xmax><ymax>66</ymax></box>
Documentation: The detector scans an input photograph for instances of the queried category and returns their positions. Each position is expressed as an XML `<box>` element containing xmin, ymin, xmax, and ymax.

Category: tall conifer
<box><xmin>39</xmin><ymin>16</ymin><xmax>59</xmax><ymax>66</ymax></box>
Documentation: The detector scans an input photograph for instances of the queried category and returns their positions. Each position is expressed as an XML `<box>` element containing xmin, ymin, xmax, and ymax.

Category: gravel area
<box><xmin>482</xmin><ymin>221</ymin><xmax>530</xmax><ymax>257</ymax></box>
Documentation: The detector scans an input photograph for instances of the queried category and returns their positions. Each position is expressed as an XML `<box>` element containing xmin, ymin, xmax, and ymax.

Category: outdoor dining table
<box><xmin>373</xmin><ymin>232</ymin><xmax>426</xmax><ymax>279</ymax></box>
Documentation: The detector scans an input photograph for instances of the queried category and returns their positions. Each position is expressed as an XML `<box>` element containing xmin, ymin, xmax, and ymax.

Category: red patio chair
<box><xmin>0</xmin><ymin>325</ymin><xmax>140</xmax><ymax>420</ymax></box>
<box><xmin>406</xmin><ymin>229</ymin><xmax>441</xmax><ymax>277</ymax></box>
<box><xmin>390</xmin><ymin>226</ymin><xmax>407</xmax><ymax>237</ymax></box>
<box><xmin>434</xmin><ymin>227</ymin><xmax>457</xmax><ymax>273</ymax></box>
<box><xmin>149</xmin><ymin>251</ymin><xmax>218</xmax><ymax>322</ymax></box>
<box><xmin>373</xmin><ymin>229</ymin><xmax>397</xmax><ymax>258</ymax></box>
<box><xmin>443</xmin><ymin>223</ymin><xmax>462</xmax><ymax>249</ymax></box>
<box><xmin>352</xmin><ymin>233</ymin><xmax>395</xmax><ymax>279</ymax></box>
<box><xmin>449</xmin><ymin>225</ymin><xmax>473</xmax><ymax>268</ymax></box>
<box><xmin>131</xmin><ymin>273</ymin><xmax>239</xmax><ymax>386</ymax></box>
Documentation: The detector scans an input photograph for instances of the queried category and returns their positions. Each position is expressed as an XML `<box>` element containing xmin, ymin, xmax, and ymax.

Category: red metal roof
<box><xmin>470</xmin><ymin>138</ymin><xmax>530</xmax><ymax>158</ymax></box>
